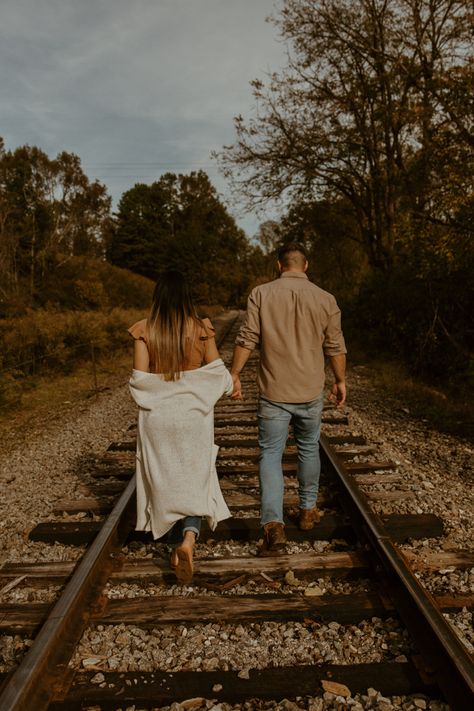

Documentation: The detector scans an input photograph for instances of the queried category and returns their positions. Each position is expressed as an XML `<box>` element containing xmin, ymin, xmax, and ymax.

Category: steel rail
<box><xmin>0</xmin><ymin>474</ymin><xmax>137</xmax><ymax>711</ymax></box>
<box><xmin>5</xmin><ymin>311</ymin><xmax>466</xmax><ymax>709</ymax></box>
<box><xmin>320</xmin><ymin>431</ymin><xmax>474</xmax><ymax>711</ymax></box>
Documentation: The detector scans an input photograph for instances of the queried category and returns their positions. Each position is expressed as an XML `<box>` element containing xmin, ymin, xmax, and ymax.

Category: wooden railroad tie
<box><xmin>28</xmin><ymin>513</ymin><xmax>444</xmax><ymax>546</ymax></box>
<box><xmin>53</xmin><ymin>480</ymin><xmax>412</xmax><ymax>516</ymax></box>
<box><xmin>3</xmin><ymin>549</ymin><xmax>474</xmax><ymax>589</ymax></box>
<box><xmin>1</xmin><ymin>590</ymin><xmax>473</xmax><ymax>636</ymax></box>
<box><xmin>41</xmin><ymin>661</ymin><xmax>437</xmax><ymax>708</ymax></box>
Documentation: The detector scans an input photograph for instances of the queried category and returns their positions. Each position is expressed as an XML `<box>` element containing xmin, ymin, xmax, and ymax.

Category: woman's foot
<box><xmin>175</xmin><ymin>531</ymin><xmax>195</xmax><ymax>585</ymax></box>
<box><xmin>169</xmin><ymin>548</ymin><xmax>178</xmax><ymax>570</ymax></box>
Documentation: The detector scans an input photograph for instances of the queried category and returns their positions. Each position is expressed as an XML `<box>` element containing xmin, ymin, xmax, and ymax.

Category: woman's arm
<box><xmin>133</xmin><ymin>339</ymin><xmax>150</xmax><ymax>371</ymax></box>
<box><xmin>203</xmin><ymin>335</ymin><xmax>220</xmax><ymax>364</ymax></box>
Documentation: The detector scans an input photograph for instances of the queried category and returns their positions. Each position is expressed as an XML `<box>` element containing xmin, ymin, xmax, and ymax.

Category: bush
<box><xmin>0</xmin><ymin>256</ymin><xmax>155</xmax><ymax>317</ymax></box>
<box><xmin>0</xmin><ymin>307</ymin><xmax>146</xmax><ymax>407</ymax></box>
<box><xmin>39</xmin><ymin>256</ymin><xmax>155</xmax><ymax>311</ymax></box>
<box><xmin>349</xmin><ymin>263</ymin><xmax>473</xmax><ymax>387</ymax></box>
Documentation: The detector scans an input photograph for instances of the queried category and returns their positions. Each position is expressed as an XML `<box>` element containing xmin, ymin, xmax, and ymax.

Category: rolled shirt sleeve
<box><xmin>235</xmin><ymin>289</ymin><xmax>261</xmax><ymax>351</ymax></box>
<box><xmin>322</xmin><ymin>299</ymin><xmax>347</xmax><ymax>356</ymax></box>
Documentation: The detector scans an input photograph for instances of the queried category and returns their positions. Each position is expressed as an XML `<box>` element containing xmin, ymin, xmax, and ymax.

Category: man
<box><xmin>231</xmin><ymin>242</ymin><xmax>347</xmax><ymax>555</ymax></box>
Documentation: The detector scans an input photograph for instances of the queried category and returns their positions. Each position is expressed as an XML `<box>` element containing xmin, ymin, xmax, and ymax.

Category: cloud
<box><xmin>0</xmin><ymin>0</ymin><xmax>286</xmax><ymax>234</ymax></box>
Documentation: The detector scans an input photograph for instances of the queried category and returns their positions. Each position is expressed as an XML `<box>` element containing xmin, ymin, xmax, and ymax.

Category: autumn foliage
<box><xmin>1</xmin><ymin>0</ymin><xmax>473</xmax><ymax>398</ymax></box>
<box><xmin>218</xmin><ymin>0</ymin><xmax>473</xmax><ymax>385</ymax></box>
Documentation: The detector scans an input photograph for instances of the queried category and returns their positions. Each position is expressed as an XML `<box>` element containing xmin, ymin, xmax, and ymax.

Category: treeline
<box><xmin>217</xmin><ymin>0</ymin><xmax>474</xmax><ymax>384</ymax></box>
<box><xmin>0</xmin><ymin>139</ymin><xmax>112</xmax><ymax>313</ymax></box>
<box><xmin>0</xmin><ymin>139</ymin><xmax>261</xmax><ymax>316</ymax></box>
<box><xmin>0</xmin><ymin>141</ymin><xmax>263</xmax><ymax>406</ymax></box>
<box><xmin>107</xmin><ymin>171</ymin><xmax>262</xmax><ymax>306</ymax></box>
<box><xmin>2</xmin><ymin>0</ymin><xmax>472</xmax><ymax>389</ymax></box>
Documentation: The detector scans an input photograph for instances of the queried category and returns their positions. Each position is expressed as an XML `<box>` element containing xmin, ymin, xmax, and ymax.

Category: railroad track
<box><xmin>0</xmin><ymin>312</ymin><xmax>473</xmax><ymax>711</ymax></box>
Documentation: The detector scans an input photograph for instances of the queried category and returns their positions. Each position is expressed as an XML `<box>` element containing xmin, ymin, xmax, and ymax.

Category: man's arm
<box><xmin>328</xmin><ymin>353</ymin><xmax>346</xmax><ymax>407</ymax></box>
<box><xmin>231</xmin><ymin>288</ymin><xmax>261</xmax><ymax>399</ymax></box>
<box><xmin>230</xmin><ymin>345</ymin><xmax>252</xmax><ymax>399</ymax></box>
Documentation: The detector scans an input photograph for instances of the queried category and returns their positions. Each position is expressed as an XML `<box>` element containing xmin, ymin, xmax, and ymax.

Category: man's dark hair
<box><xmin>277</xmin><ymin>242</ymin><xmax>308</xmax><ymax>268</ymax></box>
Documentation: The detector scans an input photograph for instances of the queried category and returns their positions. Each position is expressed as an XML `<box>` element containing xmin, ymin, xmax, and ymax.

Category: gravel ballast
<box><xmin>0</xmin><ymin>344</ymin><xmax>471</xmax><ymax>710</ymax></box>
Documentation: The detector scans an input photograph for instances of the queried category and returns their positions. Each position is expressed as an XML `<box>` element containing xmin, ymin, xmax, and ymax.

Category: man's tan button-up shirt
<box><xmin>235</xmin><ymin>272</ymin><xmax>346</xmax><ymax>403</ymax></box>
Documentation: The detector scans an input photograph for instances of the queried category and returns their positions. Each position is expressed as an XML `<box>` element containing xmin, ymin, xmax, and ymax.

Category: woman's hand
<box><xmin>231</xmin><ymin>372</ymin><xmax>243</xmax><ymax>399</ymax></box>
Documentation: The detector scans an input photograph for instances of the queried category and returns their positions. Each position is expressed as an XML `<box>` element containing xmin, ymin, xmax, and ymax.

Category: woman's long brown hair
<box><xmin>146</xmin><ymin>271</ymin><xmax>200</xmax><ymax>380</ymax></box>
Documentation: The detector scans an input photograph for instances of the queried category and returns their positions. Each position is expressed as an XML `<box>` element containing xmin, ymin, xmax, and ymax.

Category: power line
<box><xmin>91</xmin><ymin>176</ymin><xmax>223</xmax><ymax>181</ymax></box>
<box><xmin>84</xmin><ymin>163</ymin><xmax>220</xmax><ymax>167</ymax></box>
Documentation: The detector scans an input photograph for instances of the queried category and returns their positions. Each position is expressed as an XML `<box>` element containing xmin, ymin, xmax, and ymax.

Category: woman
<box><xmin>128</xmin><ymin>271</ymin><xmax>232</xmax><ymax>585</ymax></box>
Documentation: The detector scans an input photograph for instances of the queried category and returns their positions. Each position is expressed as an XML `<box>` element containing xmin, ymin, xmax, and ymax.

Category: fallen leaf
<box><xmin>256</xmin><ymin>574</ymin><xmax>281</xmax><ymax>589</ymax></box>
<box><xmin>284</xmin><ymin>570</ymin><xmax>300</xmax><ymax>586</ymax></box>
<box><xmin>220</xmin><ymin>574</ymin><xmax>248</xmax><ymax>590</ymax></box>
<box><xmin>181</xmin><ymin>698</ymin><xmax>206</xmax><ymax>709</ymax></box>
<box><xmin>321</xmin><ymin>680</ymin><xmax>351</xmax><ymax>697</ymax></box>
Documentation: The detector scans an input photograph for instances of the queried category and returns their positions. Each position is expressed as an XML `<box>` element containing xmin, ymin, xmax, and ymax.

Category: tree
<box><xmin>108</xmin><ymin>171</ymin><xmax>251</xmax><ymax>305</ymax></box>
<box><xmin>281</xmin><ymin>198</ymin><xmax>368</xmax><ymax>301</ymax></box>
<box><xmin>107</xmin><ymin>180</ymin><xmax>177</xmax><ymax>279</ymax></box>
<box><xmin>0</xmin><ymin>143</ymin><xmax>53</xmax><ymax>296</ymax></box>
<box><xmin>217</xmin><ymin>1</ymin><xmax>473</xmax><ymax>380</ymax></box>
<box><xmin>0</xmin><ymin>139</ymin><xmax>111</xmax><ymax>302</ymax></box>
<box><xmin>51</xmin><ymin>151</ymin><xmax>111</xmax><ymax>258</ymax></box>
<box><xmin>217</xmin><ymin>0</ymin><xmax>473</xmax><ymax>272</ymax></box>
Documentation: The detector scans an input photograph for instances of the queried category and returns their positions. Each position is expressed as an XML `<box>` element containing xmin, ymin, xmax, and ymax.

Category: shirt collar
<box><xmin>280</xmin><ymin>271</ymin><xmax>308</xmax><ymax>279</ymax></box>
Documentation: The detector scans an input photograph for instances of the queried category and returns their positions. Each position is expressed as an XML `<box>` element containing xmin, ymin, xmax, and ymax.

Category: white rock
<box><xmin>90</xmin><ymin>672</ymin><xmax>105</xmax><ymax>684</ymax></box>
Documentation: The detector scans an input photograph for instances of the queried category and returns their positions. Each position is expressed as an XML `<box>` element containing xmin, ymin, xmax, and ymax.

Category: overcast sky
<box><xmin>0</xmin><ymin>0</ymin><xmax>287</xmax><ymax>238</ymax></box>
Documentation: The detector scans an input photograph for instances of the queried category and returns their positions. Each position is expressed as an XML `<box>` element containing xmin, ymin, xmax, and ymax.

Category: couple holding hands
<box><xmin>128</xmin><ymin>243</ymin><xmax>346</xmax><ymax>585</ymax></box>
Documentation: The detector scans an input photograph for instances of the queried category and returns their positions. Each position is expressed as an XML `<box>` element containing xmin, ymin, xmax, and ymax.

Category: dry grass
<box><xmin>0</xmin><ymin>306</ymin><xmax>148</xmax><ymax>450</ymax></box>
<box><xmin>0</xmin><ymin>345</ymin><xmax>132</xmax><ymax>449</ymax></box>
<box><xmin>352</xmin><ymin>357</ymin><xmax>473</xmax><ymax>441</ymax></box>
<box><xmin>0</xmin><ymin>305</ymin><xmax>227</xmax><ymax>448</ymax></box>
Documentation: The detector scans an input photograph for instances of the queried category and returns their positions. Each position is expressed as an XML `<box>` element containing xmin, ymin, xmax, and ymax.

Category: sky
<box><xmin>0</xmin><ymin>0</ymin><xmax>288</xmax><ymax>238</ymax></box>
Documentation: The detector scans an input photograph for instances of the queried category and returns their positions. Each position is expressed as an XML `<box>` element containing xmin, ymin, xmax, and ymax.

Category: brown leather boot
<box><xmin>259</xmin><ymin>522</ymin><xmax>287</xmax><ymax>556</ymax></box>
<box><xmin>298</xmin><ymin>507</ymin><xmax>321</xmax><ymax>530</ymax></box>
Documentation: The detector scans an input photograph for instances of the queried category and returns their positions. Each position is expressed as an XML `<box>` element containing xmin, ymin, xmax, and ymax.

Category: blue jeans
<box><xmin>166</xmin><ymin>516</ymin><xmax>201</xmax><ymax>545</ymax></box>
<box><xmin>257</xmin><ymin>395</ymin><xmax>324</xmax><ymax>526</ymax></box>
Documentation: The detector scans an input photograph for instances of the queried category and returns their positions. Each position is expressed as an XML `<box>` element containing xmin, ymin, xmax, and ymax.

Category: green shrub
<box><xmin>0</xmin><ymin>299</ymin><xmax>228</xmax><ymax>409</ymax></box>
<box><xmin>73</xmin><ymin>279</ymin><xmax>107</xmax><ymax>309</ymax></box>
<box><xmin>0</xmin><ymin>307</ymin><xmax>146</xmax><ymax>407</ymax></box>
<box><xmin>0</xmin><ymin>371</ymin><xmax>24</xmax><ymax>409</ymax></box>
<box><xmin>38</xmin><ymin>256</ymin><xmax>155</xmax><ymax>311</ymax></box>
<box><xmin>0</xmin><ymin>256</ymin><xmax>154</xmax><ymax>317</ymax></box>
<box><xmin>349</xmin><ymin>262</ymin><xmax>473</xmax><ymax>386</ymax></box>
